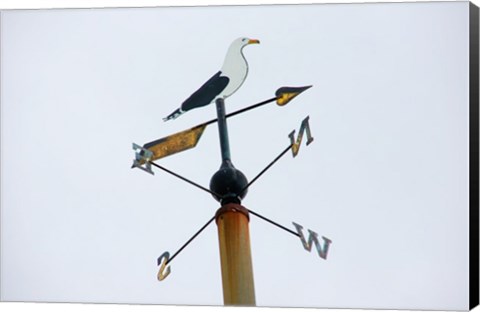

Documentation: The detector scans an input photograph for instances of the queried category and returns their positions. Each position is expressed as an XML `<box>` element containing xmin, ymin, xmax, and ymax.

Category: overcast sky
<box><xmin>0</xmin><ymin>1</ymin><xmax>473</xmax><ymax>310</ymax></box>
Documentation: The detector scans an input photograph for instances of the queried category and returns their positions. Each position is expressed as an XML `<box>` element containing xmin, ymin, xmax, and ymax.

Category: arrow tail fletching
<box><xmin>142</xmin><ymin>124</ymin><xmax>207</xmax><ymax>162</ymax></box>
<box><xmin>275</xmin><ymin>85</ymin><xmax>312</xmax><ymax>106</ymax></box>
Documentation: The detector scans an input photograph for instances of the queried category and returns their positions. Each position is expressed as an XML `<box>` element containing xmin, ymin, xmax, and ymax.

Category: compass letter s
<box><xmin>289</xmin><ymin>116</ymin><xmax>314</xmax><ymax>157</ymax></box>
<box><xmin>292</xmin><ymin>222</ymin><xmax>332</xmax><ymax>260</ymax></box>
<box><xmin>157</xmin><ymin>251</ymin><xmax>171</xmax><ymax>281</ymax></box>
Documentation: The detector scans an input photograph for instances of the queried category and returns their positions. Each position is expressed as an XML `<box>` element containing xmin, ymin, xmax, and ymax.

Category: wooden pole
<box><xmin>215</xmin><ymin>203</ymin><xmax>256</xmax><ymax>306</ymax></box>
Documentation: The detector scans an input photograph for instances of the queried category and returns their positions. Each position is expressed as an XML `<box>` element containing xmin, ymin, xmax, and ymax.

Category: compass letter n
<box><xmin>292</xmin><ymin>222</ymin><xmax>332</xmax><ymax>260</ymax></box>
<box><xmin>289</xmin><ymin>116</ymin><xmax>314</xmax><ymax>157</ymax></box>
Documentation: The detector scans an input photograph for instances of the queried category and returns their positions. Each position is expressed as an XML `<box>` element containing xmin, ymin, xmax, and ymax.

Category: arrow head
<box><xmin>275</xmin><ymin>85</ymin><xmax>312</xmax><ymax>106</ymax></box>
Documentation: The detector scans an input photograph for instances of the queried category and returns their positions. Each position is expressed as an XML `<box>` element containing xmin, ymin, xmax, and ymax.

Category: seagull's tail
<box><xmin>163</xmin><ymin>108</ymin><xmax>185</xmax><ymax>122</ymax></box>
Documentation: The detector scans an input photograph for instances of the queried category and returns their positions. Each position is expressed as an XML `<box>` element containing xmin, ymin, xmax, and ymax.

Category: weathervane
<box><xmin>132</xmin><ymin>37</ymin><xmax>332</xmax><ymax>306</ymax></box>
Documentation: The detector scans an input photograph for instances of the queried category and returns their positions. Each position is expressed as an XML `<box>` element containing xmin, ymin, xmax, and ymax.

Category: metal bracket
<box><xmin>132</xmin><ymin>143</ymin><xmax>154</xmax><ymax>175</ymax></box>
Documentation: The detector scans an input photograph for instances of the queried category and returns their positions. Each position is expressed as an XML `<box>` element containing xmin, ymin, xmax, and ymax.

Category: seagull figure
<box><xmin>163</xmin><ymin>37</ymin><xmax>260</xmax><ymax>121</ymax></box>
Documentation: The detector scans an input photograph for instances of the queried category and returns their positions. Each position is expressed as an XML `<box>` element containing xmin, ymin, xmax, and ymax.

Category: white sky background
<box><xmin>0</xmin><ymin>1</ymin><xmax>473</xmax><ymax>311</ymax></box>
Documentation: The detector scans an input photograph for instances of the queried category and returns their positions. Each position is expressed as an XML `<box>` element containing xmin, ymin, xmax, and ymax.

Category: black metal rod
<box><xmin>215</xmin><ymin>98</ymin><xmax>232</xmax><ymax>163</ymax></box>
<box><xmin>203</xmin><ymin>97</ymin><xmax>277</xmax><ymax>127</ymax></box>
<box><xmin>248</xmin><ymin>209</ymin><xmax>299</xmax><ymax>238</ymax></box>
<box><xmin>149</xmin><ymin>161</ymin><xmax>221</xmax><ymax>198</ymax></box>
<box><xmin>239</xmin><ymin>144</ymin><xmax>293</xmax><ymax>195</ymax></box>
<box><xmin>166</xmin><ymin>215</ymin><xmax>216</xmax><ymax>265</ymax></box>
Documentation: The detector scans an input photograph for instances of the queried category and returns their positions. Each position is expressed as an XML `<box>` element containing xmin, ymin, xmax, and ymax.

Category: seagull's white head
<box><xmin>231</xmin><ymin>37</ymin><xmax>261</xmax><ymax>50</ymax></box>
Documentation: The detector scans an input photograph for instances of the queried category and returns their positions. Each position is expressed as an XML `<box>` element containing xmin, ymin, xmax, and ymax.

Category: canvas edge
<box><xmin>0</xmin><ymin>2</ymin><xmax>476</xmax><ymax>311</ymax></box>
<box><xmin>0</xmin><ymin>9</ymin><xmax>4</xmax><ymax>303</ymax></box>
<box><xmin>470</xmin><ymin>1</ymin><xmax>480</xmax><ymax>311</ymax></box>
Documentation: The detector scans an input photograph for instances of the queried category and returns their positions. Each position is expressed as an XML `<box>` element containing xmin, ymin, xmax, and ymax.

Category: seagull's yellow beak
<box><xmin>248</xmin><ymin>39</ymin><xmax>260</xmax><ymax>44</ymax></box>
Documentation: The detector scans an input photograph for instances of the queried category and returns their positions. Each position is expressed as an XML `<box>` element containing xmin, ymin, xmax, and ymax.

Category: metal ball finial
<box><xmin>210</xmin><ymin>161</ymin><xmax>248</xmax><ymax>205</ymax></box>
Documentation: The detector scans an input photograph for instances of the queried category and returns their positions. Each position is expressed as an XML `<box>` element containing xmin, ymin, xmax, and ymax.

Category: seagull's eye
<box><xmin>242</xmin><ymin>38</ymin><xmax>247</xmax><ymax>42</ymax></box>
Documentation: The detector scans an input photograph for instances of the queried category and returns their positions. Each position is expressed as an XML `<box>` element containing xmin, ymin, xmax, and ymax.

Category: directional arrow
<box><xmin>132</xmin><ymin>86</ymin><xmax>312</xmax><ymax>165</ymax></box>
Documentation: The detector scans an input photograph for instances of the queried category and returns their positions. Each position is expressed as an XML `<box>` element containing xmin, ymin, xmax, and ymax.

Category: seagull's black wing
<box><xmin>181</xmin><ymin>71</ymin><xmax>230</xmax><ymax>111</ymax></box>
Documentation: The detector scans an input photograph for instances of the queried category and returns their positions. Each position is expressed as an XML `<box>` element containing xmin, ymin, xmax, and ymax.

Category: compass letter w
<box><xmin>292</xmin><ymin>222</ymin><xmax>332</xmax><ymax>260</ymax></box>
<box><xmin>289</xmin><ymin>116</ymin><xmax>314</xmax><ymax>157</ymax></box>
